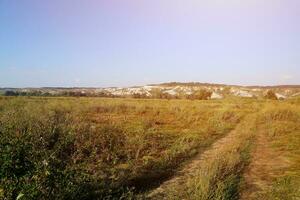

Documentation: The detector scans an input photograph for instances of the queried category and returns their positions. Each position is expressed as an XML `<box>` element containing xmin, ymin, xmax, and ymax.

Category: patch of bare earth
<box><xmin>240</xmin><ymin>129</ymin><xmax>291</xmax><ymax>199</ymax></box>
<box><xmin>146</xmin><ymin>125</ymin><xmax>242</xmax><ymax>199</ymax></box>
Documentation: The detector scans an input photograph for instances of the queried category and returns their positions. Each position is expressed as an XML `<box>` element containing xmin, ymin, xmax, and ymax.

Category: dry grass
<box><xmin>0</xmin><ymin>96</ymin><xmax>299</xmax><ymax>199</ymax></box>
<box><xmin>253</xmin><ymin>101</ymin><xmax>300</xmax><ymax>199</ymax></box>
<box><xmin>0</xmin><ymin>97</ymin><xmax>252</xmax><ymax>199</ymax></box>
<box><xmin>163</xmin><ymin>114</ymin><xmax>257</xmax><ymax>200</ymax></box>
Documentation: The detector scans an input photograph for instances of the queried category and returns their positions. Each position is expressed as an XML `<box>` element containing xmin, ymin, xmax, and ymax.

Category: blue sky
<box><xmin>0</xmin><ymin>0</ymin><xmax>299</xmax><ymax>87</ymax></box>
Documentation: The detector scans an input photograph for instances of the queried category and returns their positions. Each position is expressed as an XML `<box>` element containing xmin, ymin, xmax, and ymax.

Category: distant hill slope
<box><xmin>1</xmin><ymin>82</ymin><xmax>300</xmax><ymax>99</ymax></box>
<box><xmin>155</xmin><ymin>82</ymin><xmax>300</xmax><ymax>88</ymax></box>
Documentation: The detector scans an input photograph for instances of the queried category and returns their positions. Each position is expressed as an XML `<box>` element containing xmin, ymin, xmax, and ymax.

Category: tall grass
<box><xmin>164</xmin><ymin>115</ymin><xmax>257</xmax><ymax>200</ymax></box>
<box><xmin>255</xmin><ymin>102</ymin><xmax>300</xmax><ymax>199</ymax></box>
<box><xmin>0</xmin><ymin>97</ymin><xmax>257</xmax><ymax>199</ymax></box>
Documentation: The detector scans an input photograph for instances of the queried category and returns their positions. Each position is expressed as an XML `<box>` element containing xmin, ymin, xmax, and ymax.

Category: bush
<box><xmin>0</xmin><ymin>100</ymin><xmax>134</xmax><ymax>199</ymax></box>
<box><xmin>187</xmin><ymin>90</ymin><xmax>212</xmax><ymax>100</ymax></box>
<box><xmin>264</xmin><ymin>90</ymin><xmax>278</xmax><ymax>100</ymax></box>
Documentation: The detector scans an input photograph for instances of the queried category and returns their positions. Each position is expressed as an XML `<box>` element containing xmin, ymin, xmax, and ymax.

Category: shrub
<box><xmin>0</xmin><ymin>106</ymin><xmax>82</xmax><ymax>199</ymax></box>
<box><xmin>264</xmin><ymin>90</ymin><xmax>278</xmax><ymax>100</ymax></box>
<box><xmin>187</xmin><ymin>90</ymin><xmax>212</xmax><ymax>100</ymax></box>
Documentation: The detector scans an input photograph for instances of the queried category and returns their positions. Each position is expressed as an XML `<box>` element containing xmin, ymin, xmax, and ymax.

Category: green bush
<box><xmin>0</xmin><ymin>100</ymin><xmax>136</xmax><ymax>199</ymax></box>
<box><xmin>0</xmin><ymin>106</ymin><xmax>81</xmax><ymax>199</ymax></box>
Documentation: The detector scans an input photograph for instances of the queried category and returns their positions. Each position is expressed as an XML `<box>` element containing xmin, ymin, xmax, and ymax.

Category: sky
<box><xmin>0</xmin><ymin>0</ymin><xmax>299</xmax><ymax>87</ymax></box>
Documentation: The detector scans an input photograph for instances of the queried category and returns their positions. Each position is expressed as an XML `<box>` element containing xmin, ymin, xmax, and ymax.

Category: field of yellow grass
<box><xmin>0</xmin><ymin>96</ymin><xmax>299</xmax><ymax>199</ymax></box>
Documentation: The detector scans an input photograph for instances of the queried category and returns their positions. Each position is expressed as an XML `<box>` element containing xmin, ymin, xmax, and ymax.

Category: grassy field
<box><xmin>0</xmin><ymin>96</ymin><xmax>299</xmax><ymax>199</ymax></box>
<box><xmin>242</xmin><ymin>100</ymin><xmax>300</xmax><ymax>200</ymax></box>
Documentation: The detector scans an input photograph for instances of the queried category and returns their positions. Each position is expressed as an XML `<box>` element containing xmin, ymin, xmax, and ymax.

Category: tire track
<box><xmin>147</xmin><ymin>122</ymin><xmax>245</xmax><ymax>199</ymax></box>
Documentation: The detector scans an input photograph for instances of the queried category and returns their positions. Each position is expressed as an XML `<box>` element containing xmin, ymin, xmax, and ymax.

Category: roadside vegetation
<box><xmin>250</xmin><ymin>100</ymin><xmax>300</xmax><ymax>199</ymax></box>
<box><xmin>150</xmin><ymin>114</ymin><xmax>257</xmax><ymax>200</ymax></box>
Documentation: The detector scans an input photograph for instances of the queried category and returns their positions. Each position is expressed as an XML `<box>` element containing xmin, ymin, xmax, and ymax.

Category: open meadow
<box><xmin>0</xmin><ymin>96</ymin><xmax>299</xmax><ymax>200</ymax></box>
<box><xmin>2</xmin><ymin>0</ymin><xmax>300</xmax><ymax>199</ymax></box>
